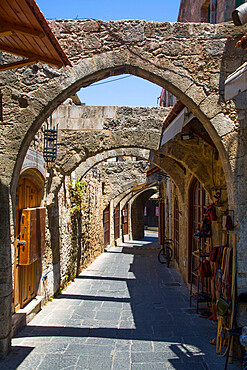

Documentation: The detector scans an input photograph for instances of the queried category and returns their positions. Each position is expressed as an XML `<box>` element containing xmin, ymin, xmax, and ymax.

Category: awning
<box><xmin>0</xmin><ymin>0</ymin><xmax>71</xmax><ymax>71</ymax></box>
<box><xmin>160</xmin><ymin>108</ymin><xmax>185</xmax><ymax>146</ymax></box>
<box><xmin>225</xmin><ymin>63</ymin><xmax>247</xmax><ymax>100</ymax></box>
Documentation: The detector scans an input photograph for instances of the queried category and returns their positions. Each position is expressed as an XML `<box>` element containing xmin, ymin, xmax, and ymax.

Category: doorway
<box><xmin>13</xmin><ymin>170</ymin><xmax>44</xmax><ymax>312</ymax></box>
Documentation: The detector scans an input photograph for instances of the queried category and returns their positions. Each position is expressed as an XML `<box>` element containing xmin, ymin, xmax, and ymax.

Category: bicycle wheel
<box><xmin>158</xmin><ymin>249</ymin><xmax>166</xmax><ymax>264</ymax></box>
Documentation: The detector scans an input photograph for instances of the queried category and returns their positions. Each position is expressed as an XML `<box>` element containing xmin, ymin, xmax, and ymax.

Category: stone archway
<box><xmin>76</xmin><ymin>148</ymin><xmax>151</xmax><ymax>178</ymax></box>
<box><xmin>75</xmin><ymin>147</ymin><xmax>185</xmax><ymax>198</ymax></box>
<box><xmin>111</xmin><ymin>183</ymin><xmax>158</xmax><ymax>241</ymax></box>
<box><xmin>131</xmin><ymin>187</ymin><xmax>158</xmax><ymax>240</ymax></box>
<box><xmin>1</xmin><ymin>20</ymin><xmax>244</xmax><ymax>202</ymax></box>
<box><xmin>1</xmin><ymin>19</ymin><xmax>247</xmax><ymax>356</ymax></box>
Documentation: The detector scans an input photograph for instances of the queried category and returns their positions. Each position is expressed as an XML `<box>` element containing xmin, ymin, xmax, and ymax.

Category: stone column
<box><xmin>0</xmin><ymin>181</ymin><xmax>12</xmax><ymax>358</ymax></box>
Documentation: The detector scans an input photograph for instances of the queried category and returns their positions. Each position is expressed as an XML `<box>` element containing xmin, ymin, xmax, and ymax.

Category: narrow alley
<box><xmin>0</xmin><ymin>233</ymin><xmax>240</xmax><ymax>370</ymax></box>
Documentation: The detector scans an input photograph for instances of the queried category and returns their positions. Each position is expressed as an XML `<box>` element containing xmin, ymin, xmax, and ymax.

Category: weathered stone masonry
<box><xmin>54</xmin><ymin>105</ymin><xmax>168</xmax><ymax>175</ymax></box>
<box><xmin>43</xmin><ymin>156</ymin><xmax>151</xmax><ymax>298</ymax></box>
<box><xmin>1</xmin><ymin>19</ymin><xmax>247</xmax><ymax>356</ymax></box>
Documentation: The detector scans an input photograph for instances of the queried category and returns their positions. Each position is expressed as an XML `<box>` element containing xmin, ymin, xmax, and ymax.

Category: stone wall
<box><xmin>1</xmin><ymin>17</ymin><xmax>247</xmax><ymax>357</ymax></box>
<box><xmin>54</xmin><ymin>105</ymin><xmax>168</xmax><ymax>175</ymax></box>
<box><xmin>131</xmin><ymin>188</ymin><xmax>157</xmax><ymax>239</ymax></box>
<box><xmin>39</xmin><ymin>157</ymin><xmax>152</xmax><ymax>300</ymax></box>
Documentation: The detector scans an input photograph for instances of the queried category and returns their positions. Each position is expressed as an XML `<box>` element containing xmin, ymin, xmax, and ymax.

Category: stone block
<box><xmin>210</xmin><ymin>113</ymin><xmax>236</xmax><ymax>137</ymax></box>
<box><xmin>0</xmin><ymin>335</ymin><xmax>11</xmax><ymax>360</ymax></box>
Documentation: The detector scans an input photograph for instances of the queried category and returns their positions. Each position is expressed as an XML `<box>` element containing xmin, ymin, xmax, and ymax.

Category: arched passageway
<box><xmin>131</xmin><ymin>188</ymin><xmax>158</xmax><ymax>240</ymax></box>
<box><xmin>1</xmin><ymin>18</ymin><xmax>247</xmax><ymax>357</ymax></box>
<box><xmin>2</xmin><ymin>19</ymin><xmax>243</xmax><ymax>201</ymax></box>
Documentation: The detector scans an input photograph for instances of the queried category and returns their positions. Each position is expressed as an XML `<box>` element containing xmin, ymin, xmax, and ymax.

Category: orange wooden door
<box><xmin>14</xmin><ymin>175</ymin><xmax>43</xmax><ymax>312</ymax></box>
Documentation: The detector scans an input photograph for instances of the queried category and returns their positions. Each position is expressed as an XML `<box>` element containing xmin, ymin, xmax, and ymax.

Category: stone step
<box><xmin>12</xmin><ymin>296</ymin><xmax>44</xmax><ymax>336</ymax></box>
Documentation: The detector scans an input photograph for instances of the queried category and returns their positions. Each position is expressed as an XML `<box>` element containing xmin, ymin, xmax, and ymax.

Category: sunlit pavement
<box><xmin>1</xmin><ymin>233</ymin><xmax>241</xmax><ymax>369</ymax></box>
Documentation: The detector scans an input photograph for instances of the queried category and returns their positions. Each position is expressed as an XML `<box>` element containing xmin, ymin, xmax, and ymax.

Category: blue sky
<box><xmin>38</xmin><ymin>0</ymin><xmax>181</xmax><ymax>106</ymax></box>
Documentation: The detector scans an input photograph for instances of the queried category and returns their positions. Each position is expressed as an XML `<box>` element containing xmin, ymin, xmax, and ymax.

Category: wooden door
<box><xmin>122</xmin><ymin>204</ymin><xmax>129</xmax><ymax>236</ymax></box>
<box><xmin>14</xmin><ymin>175</ymin><xmax>43</xmax><ymax>312</ymax></box>
<box><xmin>103</xmin><ymin>204</ymin><xmax>110</xmax><ymax>247</ymax></box>
<box><xmin>174</xmin><ymin>197</ymin><xmax>179</xmax><ymax>265</ymax></box>
<box><xmin>188</xmin><ymin>179</ymin><xmax>209</xmax><ymax>286</ymax></box>
<box><xmin>114</xmin><ymin>203</ymin><xmax>120</xmax><ymax>240</ymax></box>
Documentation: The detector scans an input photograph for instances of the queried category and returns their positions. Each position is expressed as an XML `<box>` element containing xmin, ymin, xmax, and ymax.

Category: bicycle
<box><xmin>158</xmin><ymin>238</ymin><xmax>173</xmax><ymax>267</ymax></box>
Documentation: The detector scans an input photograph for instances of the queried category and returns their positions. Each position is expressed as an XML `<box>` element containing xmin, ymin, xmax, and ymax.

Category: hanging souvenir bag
<box><xmin>198</xmin><ymin>260</ymin><xmax>212</xmax><ymax>277</ymax></box>
<box><xmin>209</xmin><ymin>246</ymin><xmax>221</xmax><ymax>263</ymax></box>
<box><xmin>216</xmin><ymin>297</ymin><xmax>230</xmax><ymax>316</ymax></box>
<box><xmin>204</xmin><ymin>204</ymin><xmax>217</xmax><ymax>221</ymax></box>
<box><xmin>200</xmin><ymin>217</ymin><xmax>212</xmax><ymax>237</ymax></box>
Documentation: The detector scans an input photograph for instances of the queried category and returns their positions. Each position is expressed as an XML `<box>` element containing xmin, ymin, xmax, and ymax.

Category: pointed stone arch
<box><xmin>5</xmin><ymin>19</ymin><xmax>244</xmax><ymax>208</ymax></box>
<box><xmin>0</xmin><ymin>18</ymin><xmax>246</xmax><ymax>357</ymax></box>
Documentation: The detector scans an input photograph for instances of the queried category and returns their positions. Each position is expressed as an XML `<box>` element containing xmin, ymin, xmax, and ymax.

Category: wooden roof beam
<box><xmin>0</xmin><ymin>29</ymin><xmax>13</xmax><ymax>38</ymax></box>
<box><xmin>0</xmin><ymin>58</ymin><xmax>37</xmax><ymax>71</ymax></box>
<box><xmin>0</xmin><ymin>19</ymin><xmax>45</xmax><ymax>39</ymax></box>
<box><xmin>0</xmin><ymin>44</ymin><xmax>63</xmax><ymax>67</ymax></box>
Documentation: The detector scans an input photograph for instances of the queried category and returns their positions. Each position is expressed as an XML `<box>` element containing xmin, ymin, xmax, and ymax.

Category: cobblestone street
<box><xmin>1</xmin><ymin>233</ymin><xmax>241</xmax><ymax>369</ymax></box>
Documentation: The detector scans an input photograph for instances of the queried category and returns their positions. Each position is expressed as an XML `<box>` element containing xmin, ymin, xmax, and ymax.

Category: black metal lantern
<box><xmin>43</xmin><ymin>116</ymin><xmax>58</xmax><ymax>163</ymax></box>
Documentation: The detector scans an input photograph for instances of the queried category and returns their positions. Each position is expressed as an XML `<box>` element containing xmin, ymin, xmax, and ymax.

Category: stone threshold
<box><xmin>12</xmin><ymin>295</ymin><xmax>44</xmax><ymax>336</ymax></box>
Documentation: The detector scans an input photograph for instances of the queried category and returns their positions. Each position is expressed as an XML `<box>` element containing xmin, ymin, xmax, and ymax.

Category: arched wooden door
<box><xmin>14</xmin><ymin>170</ymin><xmax>44</xmax><ymax>312</ymax></box>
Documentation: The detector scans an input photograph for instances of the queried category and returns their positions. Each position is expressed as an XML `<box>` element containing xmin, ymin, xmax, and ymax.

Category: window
<box><xmin>201</xmin><ymin>0</ymin><xmax>210</xmax><ymax>22</ymax></box>
<box><xmin>207</xmin><ymin>5</ymin><xmax>210</xmax><ymax>22</ymax></box>
<box><xmin>189</xmin><ymin>179</ymin><xmax>210</xmax><ymax>284</ymax></box>
<box><xmin>168</xmin><ymin>92</ymin><xmax>173</xmax><ymax>107</ymax></box>
<box><xmin>235</xmin><ymin>0</ymin><xmax>245</xmax><ymax>7</ymax></box>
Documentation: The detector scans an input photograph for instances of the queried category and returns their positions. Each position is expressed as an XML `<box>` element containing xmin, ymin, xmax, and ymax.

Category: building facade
<box><xmin>178</xmin><ymin>0</ymin><xmax>245</xmax><ymax>23</ymax></box>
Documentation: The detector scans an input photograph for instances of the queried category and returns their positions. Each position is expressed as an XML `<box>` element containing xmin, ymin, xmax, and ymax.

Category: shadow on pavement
<box><xmin>1</xmin><ymin>235</ymin><xmax>239</xmax><ymax>369</ymax></box>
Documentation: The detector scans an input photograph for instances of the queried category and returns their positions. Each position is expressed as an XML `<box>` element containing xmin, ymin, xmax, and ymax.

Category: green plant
<box><xmin>58</xmin><ymin>287</ymin><xmax>63</xmax><ymax>294</ymax></box>
<box><xmin>69</xmin><ymin>177</ymin><xmax>86</xmax><ymax>215</ymax></box>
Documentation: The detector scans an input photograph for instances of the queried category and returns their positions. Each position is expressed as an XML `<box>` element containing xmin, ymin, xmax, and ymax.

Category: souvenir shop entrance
<box><xmin>188</xmin><ymin>177</ymin><xmax>236</xmax><ymax>356</ymax></box>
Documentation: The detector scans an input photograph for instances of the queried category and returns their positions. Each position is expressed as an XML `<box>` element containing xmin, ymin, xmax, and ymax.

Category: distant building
<box><xmin>160</xmin><ymin>0</ymin><xmax>246</xmax><ymax>107</ymax></box>
<box><xmin>178</xmin><ymin>0</ymin><xmax>245</xmax><ymax>23</ymax></box>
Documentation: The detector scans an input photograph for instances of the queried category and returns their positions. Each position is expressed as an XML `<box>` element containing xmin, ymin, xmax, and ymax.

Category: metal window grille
<box><xmin>43</xmin><ymin>117</ymin><xmax>58</xmax><ymax>163</ymax></box>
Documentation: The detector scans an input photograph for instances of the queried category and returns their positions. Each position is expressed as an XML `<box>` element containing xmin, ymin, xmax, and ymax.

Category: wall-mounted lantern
<box><xmin>43</xmin><ymin>116</ymin><xmax>58</xmax><ymax>164</ymax></box>
<box><xmin>181</xmin><ymin>132</ymin><xmax>194</xmax><ymax>141</ymax></box>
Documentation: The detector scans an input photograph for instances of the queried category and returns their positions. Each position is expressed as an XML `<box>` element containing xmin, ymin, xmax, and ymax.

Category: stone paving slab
<box><xmin>0</xmin><ymin>234</ymin><xmax>242</xmax><ymax>369</ymax></box>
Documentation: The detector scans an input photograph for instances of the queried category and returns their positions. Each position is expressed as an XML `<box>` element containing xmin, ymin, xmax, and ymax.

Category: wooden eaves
<box><xmin>0</xmin><ymin>0</ymin><xmax>71</xmax><ymax>71</ymax></box>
